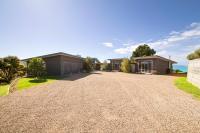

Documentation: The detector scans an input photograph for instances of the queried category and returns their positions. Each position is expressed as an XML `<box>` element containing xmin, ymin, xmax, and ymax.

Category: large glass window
<box><xmin>139</xmin><ymin>61</ymin><xmax>153</xmax><ymax>73</ymax></box>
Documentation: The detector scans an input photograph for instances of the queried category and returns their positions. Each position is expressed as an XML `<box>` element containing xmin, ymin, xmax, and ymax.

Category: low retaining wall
<box><xmin>9</xmin><ymin>78</ymin><xmax>20</xmax><ymax>93</ymax></box>
<box><xmin>187</xmin><ymin>58</ymin><xmax>200</xmax><ymax>88</ymax></box>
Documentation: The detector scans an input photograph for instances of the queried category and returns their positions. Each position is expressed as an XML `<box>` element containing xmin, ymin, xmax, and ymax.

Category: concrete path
<box><xmin>0</xmin><ymin>72</ymin><xmax>200</xmax><ymax>133</ymax></box>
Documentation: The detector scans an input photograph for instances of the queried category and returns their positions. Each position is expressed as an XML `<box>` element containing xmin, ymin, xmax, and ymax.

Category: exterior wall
<box><xmin>135</xmin><ymin>58</ymin><xmax>170</xmax><ymax>74</ymax></box>
<box><xmin>110</xmin><ymin>60</ymin><xmax>122</xmax><ymax>70</ymax></box>
<box><xmin>131</xmin><ymin>64</ymin><xmax>136</xmax><ymax>73</ymax></box>
<box><xmin>43</xmin><ymin>56</ymin><xmax>62</xmax><ymax>76</ymax></box>
<box><xmin>135</xmin><ymin>59</ymin><xmax>156</xmax><ymax>73</ymax></box>
<box><xmin>43</xmin><ymin>55</ymin><xmax>83</xmax><ymax>76</ymax></box>
<box><xmin>154</xmin><ymin>59</ymin><xmax>170</xmax><ymax>74</ymax></box>
<box><xmin>60</xmin><ymin>56</ymin><xmax>83</xmax><ymax>76</ymax></box>
<box><xmin>188</xmin><ymin>59</ymin><xmax>200</xmax><ymax>88</ymax></box>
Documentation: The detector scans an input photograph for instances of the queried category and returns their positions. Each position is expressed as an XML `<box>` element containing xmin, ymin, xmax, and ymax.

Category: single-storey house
<box><xmin>22</xmin><ymin>52</ymin><xmax>83</xmax><ymax>76</ymax></box>
<box><xmin>108</xmin><ymin>58</ymin><xmax>125</xmax><ymax>70</ymax></box>
<box><xmin>109</xmin><ymin>55</ymin><xmax>177</xmax><ymax>74</ymax></box>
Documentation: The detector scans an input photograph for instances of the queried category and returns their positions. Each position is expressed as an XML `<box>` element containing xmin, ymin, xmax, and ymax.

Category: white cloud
<box><xmin>113</xmin><ymin>22</ymin><xmax>200</xmax><ymax>65</ymax></box>
<box><xmin>114</xmin><ymin>48</ymin><xmax>129</xmax><ymax>54</ymax></box>
<box><xmin>114</xmin><ymin>44</ymin><xmax>141</xmax><ymax>54</ymax></box>
<box><xmin>149</xmin><ymin>22</ymin><xmax>200</xmax><ymax>49</ymax></box>
<box><xmin>169</xmin><ymin>31</ymin><xmax>180</xmax><ymax>35</ymax></box>
<box><xmin>122</xmin><ymin>43</ymin><xmax>130</xmax><ymax>46</ymax></box>
<box><xmin>102</xmin><ymin>42</ymin><xmax>113</xmax><ymax>47</ymax></box>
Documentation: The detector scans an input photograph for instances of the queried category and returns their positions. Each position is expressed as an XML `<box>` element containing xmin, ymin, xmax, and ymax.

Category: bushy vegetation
<box><xmin>174</xmin><ymin>69</ymin><xmax>183</xmax><ymax>73</ymax></box>
<box><xmin>83</xmin><ymin>57</ymin><xmax>94</xmax><ymax>72</ymax></box>
<box><xmin>131</xmin><ymin>44</ymin><xmax>156</xmax><ymax>60</ymax></box>
<box><xmin>187</xmin><ymin>48</ymin><xmax>200</xmax><ymax>60</ymax></box>
<box><xmin>92</xmin><ymin>58</ymin><xmax>101</xmax><ymax>70</ymax></box>
<box><xmin>120</xmin><ymin>58</ymin><xmax>131</xmax><ymax>73</ymax></box>
<box><xmin>28</xmin><ymin>58</ymin><xmax>46</xmax><ymax>78</ymax></box>
<box><xmin>95</xmin><ymin>63</ymin><xmax>101</xmax><ymax>70</ymax></box>
<box><xmin>101</xmin><ymin>60</ymin><xmax>111</xmax><ymax>71</ymax></box>
<box><xmin>0</xmin><ymin>56</ymin><xmax>26</xmax><ymax>83</ymax></box>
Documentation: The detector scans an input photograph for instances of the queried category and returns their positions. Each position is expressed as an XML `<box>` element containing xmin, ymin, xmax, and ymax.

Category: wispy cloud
<box><xmin>102</xmin><ymin>42</ymin><xmax>113</xmax><ymax>47</ymax></box>
<box><xmin>114</xmin><ymin>43</ymin><xmax>143</xmax><ymax>54</ymax></box>
<box><xmin>149</xmin><ymin>22</ymin><xmax>200</xmax><ymax>50</ymax></box>
<box><xmin>114</xmin><ymin>22</ymin><xmax>200</xmax><ymax>65</ymax></box>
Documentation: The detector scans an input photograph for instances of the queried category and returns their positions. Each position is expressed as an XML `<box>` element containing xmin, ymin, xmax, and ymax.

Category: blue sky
<box><xmin>0</xmin><ymin>0</ymin><xmax>200</xmax><ymax>65</ymax></box>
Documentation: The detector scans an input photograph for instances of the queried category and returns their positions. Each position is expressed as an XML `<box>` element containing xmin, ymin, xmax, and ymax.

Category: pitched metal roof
<box><xmin>134</xmin><ymin>55</ymin><xmax>177</xmax><ymax>63</ymax></box>
<box><xmin>21</xmin><ymin>52</ymin><xmax>82</xmax><ymax>61</ymax></box>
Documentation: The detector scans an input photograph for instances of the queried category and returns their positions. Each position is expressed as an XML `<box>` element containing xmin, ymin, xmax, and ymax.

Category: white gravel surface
<box><xmin>0</xmin><ymin>72</ymin><xmax>200</xmax><ymax>133</ymax></box>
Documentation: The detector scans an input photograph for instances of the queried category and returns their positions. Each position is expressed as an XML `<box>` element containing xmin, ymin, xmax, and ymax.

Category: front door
<box><xmin>140</xmin><ymin>61</ymin><xmax>152</xmax><ymax>73</ymax></box>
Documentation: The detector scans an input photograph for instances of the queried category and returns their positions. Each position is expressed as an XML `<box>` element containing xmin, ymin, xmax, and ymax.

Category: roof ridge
<box><xmin>21</xmin><ymin>52</ymin><xmax>82</xmax><ymax>61</ymax></box>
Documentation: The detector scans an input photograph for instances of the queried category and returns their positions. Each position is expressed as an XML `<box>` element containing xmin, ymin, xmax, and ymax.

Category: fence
<box><xmin>187</xmin><ymin>58</ymin><xmax>200</xmax><ymax>88</ymax></box>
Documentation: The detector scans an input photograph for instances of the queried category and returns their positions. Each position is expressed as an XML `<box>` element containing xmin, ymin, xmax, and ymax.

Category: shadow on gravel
<box><xmin>62</xmin><ymin>72</ymin><xmax>102</xmax><ymax>81</ymax></box>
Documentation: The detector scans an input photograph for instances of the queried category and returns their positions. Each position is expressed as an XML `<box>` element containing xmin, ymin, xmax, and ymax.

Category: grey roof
<box><xmin>21</xmin><ymin>52</ymin><xmax>82</xmax><ymax>61</ymax></box>
<box><xmin>134</xmin><ymin>55</ymin><xmax>177</xmax><ymax>63</ymax></box>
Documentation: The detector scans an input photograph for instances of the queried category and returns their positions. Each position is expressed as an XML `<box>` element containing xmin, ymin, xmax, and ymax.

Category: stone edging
<box><xmin>8</xmin><ymin>78</ymin><xmax>20</xmax><ymax>93</ymax></box>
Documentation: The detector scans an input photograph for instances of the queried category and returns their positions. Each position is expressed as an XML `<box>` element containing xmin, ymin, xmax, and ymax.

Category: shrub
<box><xmin>120</xmin><ymin>58</ymin><xmax>131</xmax><ymax>73</ymax></box>
<box><xmin>28</xmin><ymin>58</ymin><xmax>46</xmax><ymax>78</ymax></box>
<box><xmin>83</xmin><ymin>57</ymin><xmax>94</xmax><ymax>73</ymax></box>
<box><xmin>95</xmin><ymin>63</ymin><xmax>101</xmax><ymax>70</ymax></box>
<box><xmin>187</xmin><ymin>48</ymin><xmax>200</xmax><ymax>60</ymax></box>
<box><xmin>101</xmin><ymin>60</ymin><xmax>111</xmax><ymax>71</ymax></box>
<box><xmin>174</xmin><ymin>69</ymin><xmax>183</xmax><ymax>73</ymax></box>
<box><xmin>0</xmin><ymin>56</ymin><xmax>26</xmax><ymax>83</ymax></box>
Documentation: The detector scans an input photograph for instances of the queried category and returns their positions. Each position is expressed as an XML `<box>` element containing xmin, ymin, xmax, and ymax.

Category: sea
<box><xmin>173</xmin><ymin>65</ymin><xmax>188</xmax><ymax>72</ymax></box>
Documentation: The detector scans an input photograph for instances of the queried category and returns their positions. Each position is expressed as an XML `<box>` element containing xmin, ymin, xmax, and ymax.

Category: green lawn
<box><xmin>17</xmin><ymin>76</ymin><xmax>59</xmax><ymax>90</ymax></box>
<box><xmin>0</xmin><ymin>76</ymin><xmax>60</xmax><ymax>96</ymax></box>
<box><xmin>0</xmin><ymin>84</ymin><xmax>9</xmax><ymax>96</ymax></box>
<box><xmin>175</xmin><ymin>77</ymin><xmax>200</xmax><ymax>99</ymax></box>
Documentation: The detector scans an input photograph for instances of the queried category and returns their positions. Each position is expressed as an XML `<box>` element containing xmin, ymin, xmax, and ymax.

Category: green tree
<box><xmin>131</xmin><ymin>44</ymin><xmax>156</xmax><ymax>59</ymax></box>
<box><xmin>92</xmin><ymin>58</ymin><xmax>101</xmax><ymax>70</ymax></box>
<box><xmin>83</xmin><ymin>57</ymin><xmax>94</xmax><ymax>72</ymax></box>
<box><xmin>101</xmin><ymin>60</ymin><xmax>111</xmax><ymax>71</ymax></box>
<box><xmin>187</xmin><ymin>48</ymin><xmax>200</xmax><ymax>60</ymax></box>
<box><xmin>28</xmin><ymin>58</ymin><xmax>46</xmax><ymax>78</ymax></box>
<box><xmin>120</xmin><ymin>58</ymin><xmax>131</xmax><ymax>73</ymax></box>
<box><xmin>0</xmin><ymin>56</ymin><xmax>26</xmax><ymax>83</ymax></box>
<box><xmin>95</xmin><ymin>63</ymin><xmax>101</xmax><ymax>70</ymax></box>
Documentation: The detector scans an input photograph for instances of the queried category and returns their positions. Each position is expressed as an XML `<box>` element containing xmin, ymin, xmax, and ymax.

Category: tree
<box><xmin>28</xmin><ymin>58</ymin><xmax>46</xmax><ymax>78</ymax></box>
<box><xmin>101</xmin><ymin>60</ymin><xmax>111</xmax><ymax>71</ymax></box>
<box><xmin>187</xmin><ymin>48</ymin><xmax>200</xmax><ymax>60</ymax></box>
<box><xmin>95</xmin><ymin>63</ymin><xmax>101</xmax><ymax>70</ymax></box>
<box><xmin>83</xmin><ymin>57</ymin><xmax>94</xmax><ymax>72</ymax></box>
<box><xmin>120</xmin><ymin>58</ymin><xmax>131</xmax><ymax>73</ymax></box>
<box><xmin>92</xmin><ymin>58</ymin><xmax>101</xmax><ymax>70</ymax></box>
<box><xmin>0</xmin><ymin>56</ymin><xmax>26</xmax><ymax>83</ymax></box>
<box><xmin>131</xmin><ymin>44</ymin><xmax>156</xmax><ymax>59</ymax></box>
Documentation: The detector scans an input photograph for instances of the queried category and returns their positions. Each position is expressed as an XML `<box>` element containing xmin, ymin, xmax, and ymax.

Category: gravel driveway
<box><xmin>1</xmin><ymin>72</ymin><xmax>200</xmax><ymax>133</ymax></box>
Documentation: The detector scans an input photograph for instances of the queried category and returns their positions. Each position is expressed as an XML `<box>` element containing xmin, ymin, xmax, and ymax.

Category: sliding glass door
<box><xmin>139</xmin><ymin>61</ymin><xmax>153</xmax><ymax>73</ymax></box>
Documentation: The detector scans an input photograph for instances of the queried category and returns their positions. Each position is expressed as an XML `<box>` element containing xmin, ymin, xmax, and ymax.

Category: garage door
<box><xmin>64</xmin><ymin>62</ymin><xmax>72</xmax><ymax>74</ymax></box>
<box><xmin>63</xmin><ymin>62</ymin><xmax>81</xmax><ymax>75</ymax></box>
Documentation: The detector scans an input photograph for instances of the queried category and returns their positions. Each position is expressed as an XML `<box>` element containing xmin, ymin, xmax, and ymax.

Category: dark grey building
<box><xmin>109</xmin><ymin>55</ymin><xmax>177</xmax><ymax>74</ymax></box>
<box><xmin>108</xmin><ymin>58</ymin><xmax>125</xmax><ymax>70</ymax></box>
<box><xmin>22</xmin><ymin>52</ymin><xmax>83</xmax><ymax>76</ymax></box>
<box><xmin>134</xmin><ymin>55</ymin><xmax>177</xmax><ymax>74</ymax></box>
